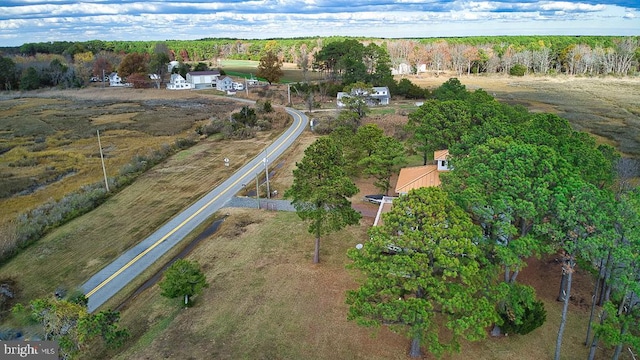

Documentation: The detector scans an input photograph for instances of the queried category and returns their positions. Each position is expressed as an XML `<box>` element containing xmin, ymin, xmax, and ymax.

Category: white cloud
<box><xmin>538</xmin><ymin>1</ymin><xmax>606</xmax><ymax>12</ymax></box>
<box><xmin>0</xmin><ymin>1</ymin><xmax>638</xmax><ymax>47</ymax></box>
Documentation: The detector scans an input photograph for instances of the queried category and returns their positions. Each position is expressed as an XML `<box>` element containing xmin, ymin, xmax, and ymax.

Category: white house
<box><xmin>337</xmin><ymin>86</ymin><xmax>390</xmax><ymax>107</ymax></box>
<box><xmin>108</xmin><ymin>72</ymin><xmax>130</xmax><ymax>87</ymax></box>
<box><xmin>166</xmin><ymin>74</ymin><xmax>192</xmax><ymax>90</ymax></box>
<box><xmin>391</xmin><ymin>62</ymin><xmax>412</xmax><ymax>75</ymax></box>
<box><xmin>186</xmin><ymin>70</ymin><xmax>220</xmax><ymax>89</ymax></box>
<box><xmin>434</xmin><ymin>149</ymin><xmax>450</xmax><ymax>171</ymax></box>
<box><xmin>216</xmin><ymin>76</ymin><xmax>235</xmax><ymax>91</ymax></box>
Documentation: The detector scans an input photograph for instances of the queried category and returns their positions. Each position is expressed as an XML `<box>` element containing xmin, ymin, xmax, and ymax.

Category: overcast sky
<box><xmin>0</xmin><ymin>1</ymin><xmax>638</xmax><ymax>47</ymax></box>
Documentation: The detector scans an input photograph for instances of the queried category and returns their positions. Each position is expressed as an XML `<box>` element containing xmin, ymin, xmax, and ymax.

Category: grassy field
<box><xmin>220</xmin><ymin>59</ymin><xmax>324</xmax><ymax>83</ymax></box>
<box><xmin>1</xmin><ymin>73</ymin><xmax>639</xmax><ymax>359</ymax></box>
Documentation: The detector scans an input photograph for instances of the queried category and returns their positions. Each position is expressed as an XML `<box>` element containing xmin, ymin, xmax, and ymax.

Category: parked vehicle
<box><xmin>364</xmin><ymin>194</ymin><xmax>384</xmax><ymax>204</ymax></box>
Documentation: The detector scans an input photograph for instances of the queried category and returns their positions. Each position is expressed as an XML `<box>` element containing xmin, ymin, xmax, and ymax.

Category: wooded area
<box><xmin>1</xmin><ymin>36</ymin><xmax>638</xmax><ymax>92</ymax></box>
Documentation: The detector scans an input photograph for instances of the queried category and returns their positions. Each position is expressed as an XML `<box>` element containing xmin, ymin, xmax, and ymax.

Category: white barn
<box><xmin>186</xmin><ymin>70</ymin><xmax>220</xmax><ymax>89</ymax></box>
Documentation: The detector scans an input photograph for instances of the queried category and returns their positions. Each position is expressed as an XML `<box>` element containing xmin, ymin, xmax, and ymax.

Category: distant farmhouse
<box><xmin>166</xmin><ymin>74</ymin><xmax>192</xmax><ymax>90</ymax></box>
<box><xmin>108</xmin><ymin>72</ymin><xmax>130</xmax><ymax>87</ymax></box>
<box><xmin>215</xmin><ymin>76</ymin><xmax>234</xmax><ymax>91</ymax></box>
<box><xmin>337</xmin><ymin>86</ymin><xmax>390</xmax><ymax>107</ymax></box>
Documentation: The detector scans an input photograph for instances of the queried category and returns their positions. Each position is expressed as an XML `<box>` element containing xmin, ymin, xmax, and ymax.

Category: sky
<box><xmin>0</xmin><ymin>1</ymin><xmax>638</xmax><ymax>47</ymax></box>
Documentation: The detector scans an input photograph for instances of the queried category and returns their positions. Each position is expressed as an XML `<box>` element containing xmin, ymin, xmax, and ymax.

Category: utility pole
<box><xmin>255</xmin><ymin>172</ymin><xmax>260</xmax><ymax>209</ymax></box>
<box><xmin>263</xmin><ymin>149</ymin><xmax>270</xmax><ymax>199</ymax></box>
<box><xmin>97</xmin><ymin>130</ymin><xmax>109</xmax><ymax>192</ymax></box>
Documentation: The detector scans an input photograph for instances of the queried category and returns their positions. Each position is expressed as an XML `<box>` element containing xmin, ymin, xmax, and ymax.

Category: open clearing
<box><xmin>0</xmin><ymin>74</ymin><xmax>638</xmax><ymax>359</ymax></box>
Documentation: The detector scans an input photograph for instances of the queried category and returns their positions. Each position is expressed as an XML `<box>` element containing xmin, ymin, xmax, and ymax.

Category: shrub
<box><xmin>256</xmin><ymin>119</ymin><xmax>272</xmax><ymax>131</ymax></box>
<box><xmin>175</xmin><ymin>137</ymin><xmax>196</xmax><ymax>149</ymax></box>
<box><xmin>262</xmin><ymin>100</ymin><xmax>273</xmax><ymax>113</ymax></box>
<box><xmin>395</xmin><ymin>78</ymin><xmax>429</xmax><ymax>99</ymax></box>
<box><xmin>510</xmin><ymin>64</ymin><xmax>527</xmax><ymax>77</ymax></box>
<box><xmin>0</xmin><ymin>277</ymin><xmax>18</xmax><ymax>319</ymax></box>
<box><xmin>232</xmin><ymin>106</ymin><xmax>257</xmax><ymax>127</ymax></box>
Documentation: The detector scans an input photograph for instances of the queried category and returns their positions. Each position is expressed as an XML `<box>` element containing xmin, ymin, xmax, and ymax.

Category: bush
<box><xmin>394</xmin><ymin>78</ymin><xmax>429</xmax><ymax>99</ymax></box>
<box><xmin>262</xmin><ymin>100</ymin><xmax>273</xmax><ymax>113</ymax></box>
<box><xmin>510</xmin><ymin>64</ymin><xmax>527</xmax><ymax>77</ymax></box>
<box><xmin>175</xmin><ymin>137</ymin><xmax>196</xmax><ymax>149</ymax></box>
<box><xmin>256</xmin><ymin>119</ymin><xmax>272</xmax><ymax>131</ymax></box>
<box><xmin>313</xmin><ymin>117</ymin><xmax>339</xmax><ymax>135</ymax></box>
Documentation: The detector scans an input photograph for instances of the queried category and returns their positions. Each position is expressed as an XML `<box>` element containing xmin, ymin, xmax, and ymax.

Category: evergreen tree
<box><xmin>19</xmin><ymin>67</ymin><xmax>41</xmax><ymax>91</ymax></box>
<box><xmin>159</xmin><ymin>259</ymin><xmax>208</xmax><ymax>307</ymax></box>
<box><xmin>284</xmin><ymin>137</ymin><xmax>361</xmax><ymax>263</ymax></box>
<box><xmin>347</xmin><ymin>187</ymin><xmax>499</xmax><ymax>358</ymax></box>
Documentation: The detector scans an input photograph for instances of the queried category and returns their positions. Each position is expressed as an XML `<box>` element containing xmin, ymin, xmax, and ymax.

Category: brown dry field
<box><xmin>0</xmin><ymin>88</ymin><xmax>232</xmax><ymax>224</ymax></box>
<box><xmin>0</xmin><ymin>87</ymin><xmax>289</xmax><ymax>301</ymax></box>
<box><xmin>2</xmin><ymin>75</ymin><xmax>638</xmax><ymax>359</ymax></box>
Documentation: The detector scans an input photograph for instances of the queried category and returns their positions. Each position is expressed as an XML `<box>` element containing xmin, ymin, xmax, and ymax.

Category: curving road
<box><xmin>81</xmin><ymin>106</ymin><xmax>308</xmax><ymax>312</ymax></box>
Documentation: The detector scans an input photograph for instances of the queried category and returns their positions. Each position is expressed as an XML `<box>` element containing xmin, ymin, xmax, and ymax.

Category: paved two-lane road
<box><xmin>82</xmin><ymin>107</ymin><xmax>308</xmax><ymax>312</ymax></box>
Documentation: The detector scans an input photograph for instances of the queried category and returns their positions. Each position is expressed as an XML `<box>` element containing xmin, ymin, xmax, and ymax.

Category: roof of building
<box><xmin>434</xmin><ymin>149</ymin><xmax>450</xmax><ymax>161</ymax></box>
<box><xmin>187</xmin><ymin>70</ymin><xmax>220</xmax><ymax>76</ymax></box>
<box><xmin>395</xmin><ymin>165</ymin><xmax>441</xmax><ymax>194</ymax></box>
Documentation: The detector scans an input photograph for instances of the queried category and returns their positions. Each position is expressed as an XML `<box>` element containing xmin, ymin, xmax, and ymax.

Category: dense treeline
<box><xmin>318</xmin><ymin>78</ymin><xmax>639</xmax><ymax>359</ymax></box>
<box><xmin>0</xmin><ymin>36</ymin><xmax>638</xmax><ymax>91</ymax></box>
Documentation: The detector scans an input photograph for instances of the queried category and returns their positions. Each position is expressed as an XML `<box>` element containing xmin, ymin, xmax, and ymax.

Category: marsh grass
<box><xmin>0</xmin><ymin>93</ymin><xmax>242</xmax><ymax>223</ymax></box>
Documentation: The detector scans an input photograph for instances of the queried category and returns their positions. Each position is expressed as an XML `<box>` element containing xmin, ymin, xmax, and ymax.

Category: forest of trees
<box><xmin>0</xmin><ymin>36</ymin><xmax>638</xmax><ymax>91</ymax></box>
<box><xmin>291</xmin><ymin>78</ymin><xmax>639</xmax><ymax>359</ymax></box>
